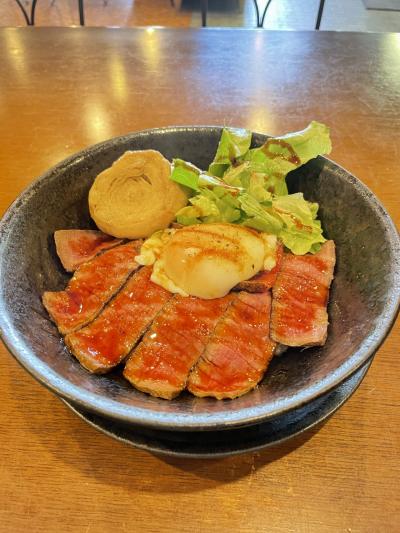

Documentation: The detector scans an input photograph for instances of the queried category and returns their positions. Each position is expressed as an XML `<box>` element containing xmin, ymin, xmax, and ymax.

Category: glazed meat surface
<box><xmin>54</xmin><ymin>229</ymin><xmax>123</xmax><ymax>272</ymax></box>
<box><xmin>187</xmin><ymin>291</ymin><xmax>276</xmax><ymax>399</ymax></box>
<box><xmin>42</xmin><ymin>240</ymin><xmax>141</xmax><ymax>334</ymax></box>
<box><xmin>65</xmin><ymin>267</ymin><xmax>172</xmax><ymax>373</ymax></box>
<box><xmin>123</xmin><ymin>294</ymin><xmax>233</xmax><ymax>399</ymax></box>
<box><xmin>270</xmin><ymin>240</ymin><xmax>336</xmax><ymax>346</ymax></box>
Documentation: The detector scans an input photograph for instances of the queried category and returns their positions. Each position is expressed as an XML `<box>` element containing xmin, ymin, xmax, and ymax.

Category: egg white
<box><xmin>136</xmin><ymin>223</ymin><xmax>278</xmax><ymax>299</ymax></box>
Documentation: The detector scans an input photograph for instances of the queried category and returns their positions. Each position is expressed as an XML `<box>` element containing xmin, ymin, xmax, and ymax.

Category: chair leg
<box><xmin>201</xmin><ymin>0</ymin><xmax>208</xmax><ymax>27</ymax></box>
<box><xmin>78</xmin><ymin>0</ymin><xmax>85</xmax><ymax>25</ymax></box>
<box><xmin>252</xmin><ymin>0</ymin><xmax>261</xmax><ymax>27</ymax></box>
<box><xmin>315</xmin><ymin>0</ymin><xmax>326</xmax><ymax>30</ymax></box>
<box><xmin>31</xmin><ymin>0</ymin><xmax>38</xmax><ymax>25</ymax></box>
<box><xmin>260</xmin><ymin>0</ymin><xmax>273</xmax><ymax>28</ymax></box>
<box><xmin>14</xmin><ymin>0</ymin><xmax>31</xmax><ymax>25</ymax></box>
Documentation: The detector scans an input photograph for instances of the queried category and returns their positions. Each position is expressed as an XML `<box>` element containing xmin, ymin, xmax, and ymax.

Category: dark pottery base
<box><xmin>62</xmin><ymin>360</ymin><xmax>370</xmax><ymax>459</ymax></box>
<box><xmin>2</xmin><ymin>126</ymin><xmax>398</xmax><ymax>430</ymax></box>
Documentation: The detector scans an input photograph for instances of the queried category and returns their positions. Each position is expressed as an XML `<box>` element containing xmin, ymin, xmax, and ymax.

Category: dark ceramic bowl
<box><xmin>0</xmin><ymin>127</ymin><xmax>399</xmax><ymax>431</ymax></box>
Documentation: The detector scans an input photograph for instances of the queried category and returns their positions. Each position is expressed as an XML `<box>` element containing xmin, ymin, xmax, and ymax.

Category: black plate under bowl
<box><xmin>62</xmin><ymin>360</ymin><xmax>371</xmax><ymax>458</ymax></box>
<box><xmin>0</xmin><ymin>126</ymin><xmax>399</xmax><ymax>431</ymax></box>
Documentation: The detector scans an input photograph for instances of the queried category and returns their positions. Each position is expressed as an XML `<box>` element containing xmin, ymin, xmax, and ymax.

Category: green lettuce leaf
<box><xmin>170</xmin><ymin>158</ymin><xmax>243</xmax><ymax>195</ymax></box>
<box><xmin>170</xmin><ymin>159</ymin><xmax>200</xmax><ymax>191</ymax></box>
<box><xmin>223</xmin><ymin>163</ymin><xmax>272</xmax><ymax>203</ymax></box>
<box><xmin>248</xmin><ymin>120</ymin><xmax>331</xmax><ymax>167</ymax></box>
<box><xmin>239</xmin><ymin>194</ymin><xmax>283</xmax><ymax>234</ymax></box>
<box><xmin>272</xmin><ymin>193</ymin><xmax>326</xmax><ymax>255</ymax></box>
<box><xmin>222</xmin><ymin>162</ymin><xmax>250</xmax><ymax>188</ymax></box>
<box><xmin>208</xmin><ymin>128</ymin><xmax>252</xmax><ymax>176</ymax></box>
<box><xmin>245</xmin><ymin>121</ymin><xmax>331</xmax><ymax>195</ymax></box>
<box><xmin>176</xmin><ymin>186</ymin><xmax>241</xmax><ymax>225</ymax></box>
<box><xmin>172</xmin><ymin>122</ymin><xmax>331</xmax><ymax>255</ymax></box>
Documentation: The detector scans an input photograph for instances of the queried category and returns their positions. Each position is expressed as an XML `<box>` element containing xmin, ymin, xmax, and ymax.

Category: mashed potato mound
<box><xmin>88</xmin><ymin>150</ymin><xmax>188</xmax><ymax>239</ymax></box>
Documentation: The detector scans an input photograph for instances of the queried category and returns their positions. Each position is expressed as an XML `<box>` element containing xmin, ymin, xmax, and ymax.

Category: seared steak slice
<box><xmin>54</xmin><ymin>229</ymin><xmax>123</xmax><ymax>272</ymax></box>
<box><xmin>43</xmin><ymin>240</ymin><xmax>141</xmax><ymax>334</ymax></box>
<box><xmin>234</xmin><ymin>242</ymin><xmax>284</xmax><ymax>293</ymax></box>
<box><xmin>65</xmin><ymin>267</ymin><xmax>172</xmax><ymax>373</ymax></box>
<box><xmin>123</xmin><ymin>294</ymin><xmax>233</xmax><ymax>399</ymax></box>
<box><xmin>187</xmin><ymin>291</ymin><xmax>276</xmax><ymax>399</ymax></box>
<box><xmin>270</xmin><ymin>240</ymin><xmax>336</xmax><ymax>346</ymax></box>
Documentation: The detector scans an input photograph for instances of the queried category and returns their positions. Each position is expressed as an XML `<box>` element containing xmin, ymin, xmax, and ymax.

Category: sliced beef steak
<box><xmin>54</xmin><ymin>229</ymin><xmax>123</xmax><ymax>272</ymax></box>
<box><xmin>65</xmin><ymin>267</ymin><xmax>172</xmax><ymax>373</ymax></box>
<box><xmin>43</xmin><ymin>240</ymin><xmax>141</xmax><ymax>334</ymax></box>
<box><xmin>123</xmin><ymin>294</ymin><xmax>233</xmax><ymax>399</ymax></box>
<box><xmin>270</xmin><ymin>240</ymin><xmax>336</xmax><ymax>346</ymax></box>
<box><xmin>187</xmin><ymin>291</ymin><xmax>276</xmax><ymax>399</ymax></box>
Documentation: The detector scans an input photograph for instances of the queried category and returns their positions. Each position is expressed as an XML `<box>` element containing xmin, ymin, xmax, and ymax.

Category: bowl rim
<box><xmin>1</xmin><ymin>125</ymin><xmax>400</xmax><ymax>431</ymax></box>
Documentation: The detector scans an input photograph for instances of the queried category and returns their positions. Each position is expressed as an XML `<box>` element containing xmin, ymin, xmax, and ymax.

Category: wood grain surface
<box><xmin>0</xmin><ymin>28</ymin><xmax>399</xmax><ymax>533</ymax></box>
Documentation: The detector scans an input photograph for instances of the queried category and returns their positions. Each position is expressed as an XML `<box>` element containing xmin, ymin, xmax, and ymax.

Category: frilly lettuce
<box><xmin>245</xmin><ymin>121</ymin><xmax>331</xmax><ymax>196</ymax></box>
<box><xmin>170</xmin><ymin>159</ymin><xmax>200</xmax><ymax>191</ymax></box>
<box><xmin>170</xmin><ymin>122</ymin><xmax>331</xmax><ymax>255</ymax></box>
<box><xmin>208</xmin><ymin>128</ymin><xmax>252</xmax><ymax>177</ymax></box>
<box><xmin>272</xmin><ymin>193</ymin><xmax>325</xmax><ymax>255</ymax></box>
<box><xmin>176</xmin><ymin>186</ymin><xmax>241</xmax><ymax>226</ymax></box>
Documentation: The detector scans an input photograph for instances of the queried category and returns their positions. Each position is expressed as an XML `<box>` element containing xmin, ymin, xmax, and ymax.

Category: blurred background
<box><xmin>2</xmin><ymin>0</ymin><xmax>400</xmax><ymax>31</ymax></box>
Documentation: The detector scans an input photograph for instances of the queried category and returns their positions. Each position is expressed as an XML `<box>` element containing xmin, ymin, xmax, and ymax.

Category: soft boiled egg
<box><xmin>136</xmin><ymin>223</ymin><xmax>278</xmax><ymax>299</ymax></box>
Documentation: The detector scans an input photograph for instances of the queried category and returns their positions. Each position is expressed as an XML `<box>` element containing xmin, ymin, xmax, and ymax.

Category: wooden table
<box><xmin>0</xmin><ymin>28</ymin><xmax>399</xmax><ymax>532</ymax></box>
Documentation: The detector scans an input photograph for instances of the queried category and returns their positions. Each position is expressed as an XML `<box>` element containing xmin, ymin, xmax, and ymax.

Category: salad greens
<box><xmin>208</xmin><ymin>128</ymin><xmax>252</xmax><ymax>177</ymax></box>
<box><xmin>170</xmin><ymin>121</ymin><xmax>331</xmax><ymax>255</ymax></box>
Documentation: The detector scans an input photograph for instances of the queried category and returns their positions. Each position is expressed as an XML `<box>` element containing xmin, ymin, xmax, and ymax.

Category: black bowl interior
<box><xmin>0</xmin><ymin>126</ymin><xmax>399</xmax><ymax>430</ymax></box>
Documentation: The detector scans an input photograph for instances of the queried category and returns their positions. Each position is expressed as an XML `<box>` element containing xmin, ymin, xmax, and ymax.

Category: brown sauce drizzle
<box><xmin>68</xmin><ymin>234</ymin><xmax>116</xmax><ymax>259</ymax></box>
<box><xmin>262</xmin><ymin>139</ymin><xmax>301</xmax><ymax>166</ymax></box>
<box><xmin>273</xmin><ymin>207</ymin><xmax>313</xmax><ymax>233</ymax></box>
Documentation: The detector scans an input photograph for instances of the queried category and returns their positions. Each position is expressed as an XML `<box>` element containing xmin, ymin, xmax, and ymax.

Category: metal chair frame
<box><xmin>199</xmin><ymin>0</ymin><xmax>326</xmax><ymax>29</ymax></box>
<box><xmin>14</xmin><ymin>0</ymin><xmax>85</xmax><ymax>26</ymax></box>
<box><xmin>14</xmin><ymin>0</ymin><xmax>326</xmax><ymax>30</ymax></box>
